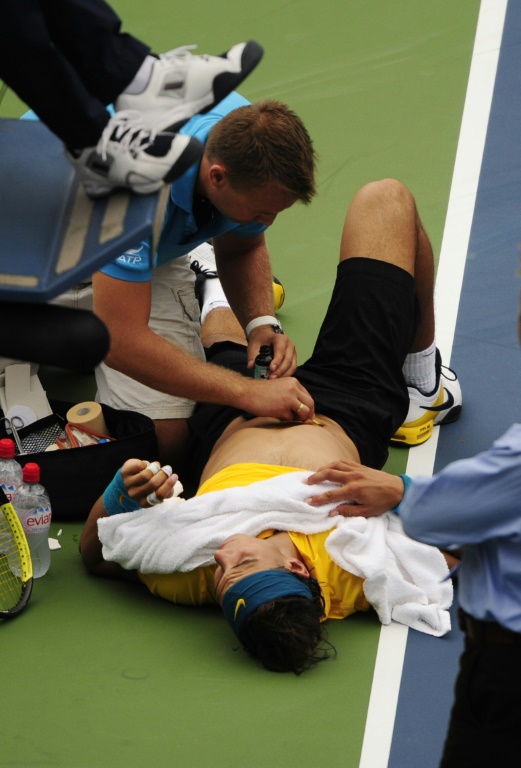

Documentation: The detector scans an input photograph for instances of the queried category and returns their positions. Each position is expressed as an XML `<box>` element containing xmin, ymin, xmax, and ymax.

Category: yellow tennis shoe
<box><xmin>391</xmin><ymin>351</ymin><xmax>462</xmax><ymax>447</ymax></box>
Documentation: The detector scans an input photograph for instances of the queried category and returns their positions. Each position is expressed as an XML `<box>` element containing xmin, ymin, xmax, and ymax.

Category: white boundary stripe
<box><xmin>435</xmin><ymin>0</ymin><xmax>509</xmax><ymax>365</ymax></box>
<box><xmin>358</xmin><ymin>2</ymin><xmax>508</xmax><ymax>766</ymax></box>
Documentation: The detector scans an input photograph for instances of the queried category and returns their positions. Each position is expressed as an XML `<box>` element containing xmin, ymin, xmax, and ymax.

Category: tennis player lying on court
<box><xmin>80</xmin><ymin>179</ymin><xmax>461</xmax><ymax>674</ymax></box>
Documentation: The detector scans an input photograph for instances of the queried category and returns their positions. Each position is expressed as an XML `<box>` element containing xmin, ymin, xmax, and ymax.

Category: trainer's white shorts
<box><xmin>95</xmin><ymin>253</ymin><xmax>205</xmax><ymax>420</ymax></box>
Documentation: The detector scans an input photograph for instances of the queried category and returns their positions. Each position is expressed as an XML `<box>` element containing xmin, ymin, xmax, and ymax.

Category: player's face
<box><xmin>211</xmin><ymin>180</ymin><xmax>297</xmax><ymax>227</ymax></box>
<box><xmin>213</xmin><ymin>534</ymin><xmax>289</xmax><ymax>602</ymax></box>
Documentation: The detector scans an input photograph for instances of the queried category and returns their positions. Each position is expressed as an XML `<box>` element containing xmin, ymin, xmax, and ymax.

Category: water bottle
<box><xmin>12</xmin><ymin>462</ymin><xmax>52</xmax><ymax>578</ymax></box>
<box><xmin>0</xmin><ymin>437</ymin><xmax>23</xmax><ymax>501</ymax></box>
<box><xmin>254</xmin><ymin>345</ymin><xmax>274</xmax><ymax>380</ymax></box>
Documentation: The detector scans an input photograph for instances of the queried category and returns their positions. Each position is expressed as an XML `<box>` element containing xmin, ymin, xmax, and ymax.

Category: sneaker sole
<box><xmin>211</xmin><ymin>41</ymin><xmax>264</xmax><ymax>110</ymax></box>
<box><xmin>83</xmin><ymin>137</ymin><xmax>202</xmax><ymax>198</ymax></box>
<box><xmin>390</xmin><ymin>420</ymin><xmax>434</xmax><ymax>447</ymax></box>
<box><xmin>390</xmin><ymin>404</ymin><xmax>463</xmax><ymax>447</ymax></box>
<box><xmin>163</xmin><ymin>137</ymin><xmax>203</xmax><ymax>184</ymax></box>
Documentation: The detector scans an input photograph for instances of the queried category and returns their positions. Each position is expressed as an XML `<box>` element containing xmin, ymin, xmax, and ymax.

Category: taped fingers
<box><xmin>143</xmin><ymin>462</ymin><xmax>183</xmax><ymax>507</ymax></box>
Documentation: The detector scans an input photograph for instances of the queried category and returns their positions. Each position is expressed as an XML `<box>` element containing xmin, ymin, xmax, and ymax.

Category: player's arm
<box><xmin>213</xmin><ymin>231</ymin><xmax>297</xmax><ymax>378</ymax></box>
<box><xmin>79</xmin><ymin>459</ymin><xmax>177</xmax><ymax>579</ymax></box>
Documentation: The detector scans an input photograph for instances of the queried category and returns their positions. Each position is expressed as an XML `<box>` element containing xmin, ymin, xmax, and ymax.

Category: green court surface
<box><xmin>1</xmin><ymin>2</ymin><xmax>480</xmax><ymax>766</ymax></box>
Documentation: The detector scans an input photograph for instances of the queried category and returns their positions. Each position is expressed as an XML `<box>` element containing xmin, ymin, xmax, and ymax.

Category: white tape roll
<box><xmin>5</xmin><ymin>404</ymin><xmax>38</xmax><ymax>426</ymax></box>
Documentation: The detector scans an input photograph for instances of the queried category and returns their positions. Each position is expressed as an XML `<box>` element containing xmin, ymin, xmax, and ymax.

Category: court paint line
<box><xmin>435</xmin><ymin>0</ymin><xmax>508</xmax><ymax>365</ymax></box>
<box><xmin>358</xmin><ymin>2</ymin><xmax>508</xmax><ymax>766</ymax></box>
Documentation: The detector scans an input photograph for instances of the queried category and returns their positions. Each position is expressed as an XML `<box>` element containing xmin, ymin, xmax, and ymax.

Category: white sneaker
<box><xmin>66</xmin><ymin>111</ymin><xmax>203</xmax><ymax>197</ymax></box>
<box><xmin>115</xmin><ymin>41</ymin><xmax>263</xmax><ymax>130</ymax></box>
<box><xmin>188</xmin><ymin>242</ymin><xmax>218</xmax><ymax>277</ymax></box>
<box><xmin>391</xmin><ymin>350</ymin><xmax>462</xmax><ymax>447</ymax></box>
<box><xmin>188</xmin><ymin>243</ymin><xmax>286</xmax><ymax>312</ymax></box>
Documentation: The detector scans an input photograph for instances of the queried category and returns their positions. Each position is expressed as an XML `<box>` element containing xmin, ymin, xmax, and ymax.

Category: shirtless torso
<box><xmin>200</xmin><ymin>414</ymin><xmax>360</xmax><ymax>483</ymax></box>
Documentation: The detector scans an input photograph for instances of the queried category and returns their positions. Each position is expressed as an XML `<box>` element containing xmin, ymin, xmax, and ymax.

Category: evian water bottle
<box><xmin>12</xmin><ymin>462</ymin><xmax>52</xmax><ymax>577</ymax></box>
<box><xmin>0</xmin><ymin>437</ymin><xmax>23</xmax><ymax>501</ymax></box>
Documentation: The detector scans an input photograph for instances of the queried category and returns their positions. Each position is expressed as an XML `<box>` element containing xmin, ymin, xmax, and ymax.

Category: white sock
<box><xmin>402</xmin><ymin>341</ymin><xmax>437</xmax><ymax>395</ymax></box>
<box><xmin>200</xmin><ymin>279</ymin><xmax>229</xmax><ymax>324</ymax></box>
<box><xmin>123</xmin><ymin>55</ymin><xmax>156</xmax><ymax>95</ymax></box>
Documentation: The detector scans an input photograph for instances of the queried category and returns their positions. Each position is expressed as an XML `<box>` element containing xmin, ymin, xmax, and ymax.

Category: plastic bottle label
<box><xmin>254</xmin><ymin>363</ymin><xmax>270</xmax><ymax>380</ymax></box>
<box><xmin>24</xmin><ymin>505</ymin><xmax>52</xmax><ymax>531</ymax></box>
<box><xmin>0</xmin><ymin>482</ymin><xmax>17</xmax><ymax>501</ymax></box>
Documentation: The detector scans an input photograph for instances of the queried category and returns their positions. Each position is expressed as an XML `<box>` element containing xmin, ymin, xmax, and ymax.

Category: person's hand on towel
<box><xmin>305</xmin><ymin>460</ymin><xmax>404</xmax><ymax>518</ymax></box>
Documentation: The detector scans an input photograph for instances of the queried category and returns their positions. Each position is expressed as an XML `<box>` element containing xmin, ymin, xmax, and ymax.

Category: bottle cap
<box><xmin>22</xmin><ymin>462</ymin><xmax>40</xmax><ymax>483</ymax></box>
<box><xmin>0</xmin><ymin>438</ymin><xmax>16</xmax><ymax>458</ymax></box>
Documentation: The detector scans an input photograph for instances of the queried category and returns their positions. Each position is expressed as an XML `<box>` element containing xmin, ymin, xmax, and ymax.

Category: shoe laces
<box><xmin>440</xmin><ymin>363</ymin><xmax>458</xmax><ymax>382</ymax></box>
<box><xmin>190</xmin><ymin>260</ymin><xmax>217</xmax><ymax>277</ymax></box>
<box><xmin>98</xmin><ymin>110</ymin><xmax>157</xmax><ymax>160</ymax></box>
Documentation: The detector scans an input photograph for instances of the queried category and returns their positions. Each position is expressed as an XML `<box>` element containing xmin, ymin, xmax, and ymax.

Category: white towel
<box><xmin>325</xmin><ymin>515</ymin><xmax>452</xmax><ymax>636</ymax></box>
<box><xmin>98</xmin><ymin>471</ymin><xmax>452</xmax><ymax>636</ymax></box>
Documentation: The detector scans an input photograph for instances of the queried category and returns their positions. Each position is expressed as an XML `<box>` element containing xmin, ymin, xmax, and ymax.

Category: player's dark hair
<box><xmin>239</xmin><ymin>575</ymin><xmax>336</xmax><ymax>674</ymax></box>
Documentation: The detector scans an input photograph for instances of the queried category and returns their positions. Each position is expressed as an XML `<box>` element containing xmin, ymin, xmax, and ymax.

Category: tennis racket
<box><xmin>0</xmin><ymin>487</ymin><xmax>33</xmax><ymax>619</ymax></box>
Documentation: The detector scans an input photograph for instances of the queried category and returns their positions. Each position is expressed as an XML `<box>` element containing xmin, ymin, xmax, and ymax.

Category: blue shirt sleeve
<box><xmin>99</xmin><ymin>239</ymin><xmax>155</xmax><ymax>282</ymax></box>
<box><xmin>398</xmin><ymin>424</ymin><xmax>521</xmax><ymax>547</ymax></box>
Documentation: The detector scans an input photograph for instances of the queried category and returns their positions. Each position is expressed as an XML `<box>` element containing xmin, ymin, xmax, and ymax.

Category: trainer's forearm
<box><xmin>103</xmin><ymin>326</ymin><xmax>254</xmax><ymax>407</ymax></box>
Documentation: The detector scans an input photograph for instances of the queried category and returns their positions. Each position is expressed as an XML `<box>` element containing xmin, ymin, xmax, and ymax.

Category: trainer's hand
<box><xmin>304</xmin><ymin>460</ymin><xmax>405</xmax><ymax>517</ymax></box>
<box><xmin>242</xmin><ymin>377</ymin><xmax>315</xmax><ymax>422</ymax></box>
<box><xmin>120</xmin><ymin>459</ymin><xmax>180</xmax><ymax>507</ymax></box>
<box><xmin>246</xmin><ymin>328</ymin><xmax>297</xmax><ymax>378</ymax></box>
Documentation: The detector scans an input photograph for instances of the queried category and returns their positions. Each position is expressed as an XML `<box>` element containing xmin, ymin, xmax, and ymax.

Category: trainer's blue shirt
<box><xmin>100</xmin><ymin>91</ymin><xmax>267</xmax><ymax>283</ymax></box>
<box><xmin>396</xmin><ymin>424</ymin><xmax>521</xmax><ymax>632</ymax></box>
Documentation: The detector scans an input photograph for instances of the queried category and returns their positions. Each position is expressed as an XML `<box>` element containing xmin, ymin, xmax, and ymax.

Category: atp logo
<box><xmin>119</xmin><ymin>245</ymin><xmax>146</xmax><ymax>265</ymax></box>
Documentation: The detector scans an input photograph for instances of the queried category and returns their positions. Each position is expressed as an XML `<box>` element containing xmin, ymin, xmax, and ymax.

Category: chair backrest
<box><xmin>0</xmin><ymin>118</ymin><xmax>165</xmax><ymax>368</ymax></box>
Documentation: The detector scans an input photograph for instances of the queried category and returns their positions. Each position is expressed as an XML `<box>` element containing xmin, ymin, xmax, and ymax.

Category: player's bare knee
<box><xmin>355</xmin><ymin>178</ymin><xmax>415</xmax><ymax>215</ymax></box>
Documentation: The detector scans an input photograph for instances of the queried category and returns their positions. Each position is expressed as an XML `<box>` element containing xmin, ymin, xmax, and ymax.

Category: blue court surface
<box><xmin>389</xmin><ymin>2</ymin><xmax>520</xmax><ymax>765</ymax></box>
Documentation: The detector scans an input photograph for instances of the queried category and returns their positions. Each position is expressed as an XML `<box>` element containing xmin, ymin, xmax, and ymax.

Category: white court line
<box><xmin>358</xmin><ymin>2</ymin><xmax>508</xmax><ymax>766</ymax></box>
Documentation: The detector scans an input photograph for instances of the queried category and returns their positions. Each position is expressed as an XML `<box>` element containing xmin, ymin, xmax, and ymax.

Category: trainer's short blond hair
<box><xmin>205</xmin><ymin>100</ymin><xmax>317</xmax><ymax>204</ymax></box>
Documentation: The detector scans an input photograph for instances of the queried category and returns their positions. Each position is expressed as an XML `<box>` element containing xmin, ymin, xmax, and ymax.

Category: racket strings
<box><xmin>0</xmin><ymin>512</ymin><xmax>25</xmax><ymax>611</ymax></box>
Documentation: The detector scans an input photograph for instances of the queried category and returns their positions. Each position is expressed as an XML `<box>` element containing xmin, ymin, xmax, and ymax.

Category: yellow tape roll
<box><xmin>66</xmin><ymin>402</ymin><xmax>109</xmax><ymax>436</ymax></box>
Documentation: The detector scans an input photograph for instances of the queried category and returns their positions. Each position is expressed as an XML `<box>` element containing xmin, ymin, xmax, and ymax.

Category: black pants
<box><xmin>440</xmin><ymin>630</ymin><xmax>521</xmax><ymax>767</ymax></box>
<box><xmin>0</xmin><ymin>0</ymin><xmax>149</xmax><ymax>147</ymax></box>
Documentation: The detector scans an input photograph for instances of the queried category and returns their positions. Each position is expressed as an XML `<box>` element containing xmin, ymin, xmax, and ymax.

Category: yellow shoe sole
<box><xmin>390</xmin><ymin>419</ymin><xmax>434</xmax><ymax>447</ymax></box>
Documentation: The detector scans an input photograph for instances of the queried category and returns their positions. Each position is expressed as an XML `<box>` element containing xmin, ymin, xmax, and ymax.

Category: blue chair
<box><xmin>0</xmin><ymin>119</ymin><xmax>167</xmax><ymax>369</ymax></box>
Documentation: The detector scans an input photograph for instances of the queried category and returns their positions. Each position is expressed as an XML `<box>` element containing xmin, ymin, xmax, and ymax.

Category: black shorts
<box><xmin>182</xmin><ymin>258</ymin><xmax>419</xmax><ymax>492</ymax></box>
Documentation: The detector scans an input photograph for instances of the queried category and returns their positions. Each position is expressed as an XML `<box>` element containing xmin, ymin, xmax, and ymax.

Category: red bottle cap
<box><xmin>0</xmin><ymin>438</ymin><xmax>16</xmax><ymax>458</ymax></box>
<box><xmin>22</xmin><ymin>462</ymin><xmax>40</xmax><ymax>483</ymax></box>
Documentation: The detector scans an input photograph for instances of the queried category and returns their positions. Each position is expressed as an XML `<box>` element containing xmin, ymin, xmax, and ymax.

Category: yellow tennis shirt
<box><xmin>138</xmin><ymin>463</ymin><xmax>370</xmax><ymax>619</ymax></box>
